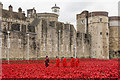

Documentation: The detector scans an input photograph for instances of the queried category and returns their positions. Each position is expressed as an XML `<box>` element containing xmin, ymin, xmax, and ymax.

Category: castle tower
<box><xmin>77</xmin><ymin>10</ymin><xmax>89</xmax><ymax>33</ymax></box>
<box><xmin>88</xmin><ymin>11</ymin><xmax>109</xmax><ymax>59</ymax></box>
<box><xmin>76</xmin><ymin>11</ymin><xmax>91</xmax><ymax>58</ymax></box>
<box><xmin>51</xmin><ymin>4</ymin><xmax>60</xmax><ymax>16</ymax></box>
<box><xmin>109</xmin><ymin>16</ymin><xmax>120</xmax><ymax>58</ymax></box>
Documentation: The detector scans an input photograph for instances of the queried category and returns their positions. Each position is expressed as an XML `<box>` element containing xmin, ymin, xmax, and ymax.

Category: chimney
<box><xmin>18</xmin><ymin>7</ymin><xmax>22</xmax><ymax>13</ymax></box>
<box><xmin>9</xmin><ymin>5</ymin><xmax>13</xmax><ymax>11</ymax></box>
<box><xmin>18</xmin><ymin>7</ymin><xmax>23</xmax><ymax>20</ymax></box>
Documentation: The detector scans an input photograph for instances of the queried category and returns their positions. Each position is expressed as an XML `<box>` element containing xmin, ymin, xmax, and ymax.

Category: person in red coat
<box><xmin>63</xmin><ymin>57</ymin><xmax>67</xmax><ymax>67</ymax></box>
<box><xmin>75</xmin><ymin>57</ymin><xmax>79</xmax><ymax>67</ymax></box>
<box><xmin>56</xmin><ymin>56</ymin><xmax>60</xmax><ymax>67</ymax></box>
<box><xmin>71</xmin><ymin>57</ymin><xmax>75</xmax><ymax>67</ymax></box>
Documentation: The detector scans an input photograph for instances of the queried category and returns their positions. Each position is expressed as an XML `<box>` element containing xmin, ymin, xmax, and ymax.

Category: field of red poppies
<box><xmin>1</xmin><ymin>58</ymin><xmax>119</xmax><ymax>79</ymax></box>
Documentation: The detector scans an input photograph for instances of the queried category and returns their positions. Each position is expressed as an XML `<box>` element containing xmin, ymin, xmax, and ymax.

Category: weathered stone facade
<box><xmin>88</xmin><ymin>12</ymin><xmax>109</xmax><ymax>59</ymax></box>
<box><xmin>77</xmin><ymin>11</ymin><xmax>88</xmax><ymax>34</ymax></box>
<box><xmin>109</xmin><ymin>16</ymin><xmax>120</xmax><ymax>58</ymax></box>
<box><xmin>76</xmin><ymin>32</ymin><xmax>91</xmax><ymax>58</ymax></box>
<box><xmin>76</xmin><ymin>11</ymin><xmax>91</xmax><ymax>58</ymax></box>
<box><xmin>77</xmin><ymin>11</ymin><xmax>120</xmax><ymax>59</ymax></box>
<box><xmin>0</xmin><ymin>3</ymin><xmax>76</xmax><ymax>59</ymax></box>
<box><xmin>0</xmin><ymin>3</ymin><xmax>120</xmax><ymax>60</ymax></box>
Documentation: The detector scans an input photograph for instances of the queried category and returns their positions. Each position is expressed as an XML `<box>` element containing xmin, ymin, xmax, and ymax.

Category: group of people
<box><xmin>45</xmin><ymin>56</ymin><xmax>79</xmax><ymax>67</ymax></box>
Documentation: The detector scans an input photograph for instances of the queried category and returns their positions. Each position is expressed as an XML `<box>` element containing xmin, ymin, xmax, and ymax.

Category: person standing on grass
<box><xmin>63</xmin><ymin>57</ymin><xmax>67</xmax><ymax>67</ymax></box>
<box><xmin>71</xmin><ymin>57</ymin><xmax>75</xmax><ymax>67</ymax></box>
<box><xmin>56</xmin><ymin>56</ymin><xmax>60</xmax><ymax>67</ymax></box>
<box><xmin>45</xmin><ymin>56</ymin><xmax>49</xmax><ymax>67</ymax></box>
<box><xmin>75</xmin><ymin>57</ymin><xmax>79</xmax><ymax>67</ymax></box>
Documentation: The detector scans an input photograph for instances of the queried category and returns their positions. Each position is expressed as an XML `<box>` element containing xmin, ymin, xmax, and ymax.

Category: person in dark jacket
<box><xmin>45</xmin><ymin>56</ymin><xmax>49</xmax><ymax>67</ymax></box>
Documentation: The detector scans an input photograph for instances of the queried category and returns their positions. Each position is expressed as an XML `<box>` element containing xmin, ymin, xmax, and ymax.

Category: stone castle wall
<box><xmin>2</xmin><ymin>31</ymin><xmax>39</xmax><ymax>59</ymax></box>
<box><xmin>1</xmin><ymin>4</ymin><xmax>76</xmax><ymax>59</ymax></box>
<box><xmin>1</xmin><ymin>3</ymin><xmax>120</xmax><ymax>60</ymax></box>
<box><xmin>109</xmin><ymin>16</ymin><xmax>120</xmax><ymax>58</ymax></box>
<box><xmin>76</xmin><ymin>32</ymin><xmax>91</xmax><ymax>58</ymax></box>
<box><xmin>77</xmin><ymin>11</ymin><xmax>109</xmax><ymax>59</ymax></box>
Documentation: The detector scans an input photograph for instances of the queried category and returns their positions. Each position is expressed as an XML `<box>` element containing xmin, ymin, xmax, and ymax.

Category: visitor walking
<box><xmin>71</xmin><ymin>57</ymin><xmax>75</xmax><ymax>67</ymax></box>
<box><xmin>76</xmin><ymin>57</ymin><xmax>79</xmax><ymax>67</ymax></box>
<box><xmin>56</xmin><ymin>56</ymin><xmax>60</xmax><ymax>67</ymax></box>
<box><xmin>45</xmin><ymin>56</ymin><xmax>49</xmax><ymax>67</ymax></box>
<box><xmin>63</xmin><ymin>57</ymin><xmax>67</xmax><ymax>67</ymax></box>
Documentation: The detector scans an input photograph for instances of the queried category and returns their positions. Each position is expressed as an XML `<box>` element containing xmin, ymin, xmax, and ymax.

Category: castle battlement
<box><xmin>88</xmin><ymin>11</ymin><xmax>108</xmax><ymax>17</ymax></box>
<box><xmin>109</xmin><ymin>16</ymin><xmax>120</xmax><ymax>21</ymax></box>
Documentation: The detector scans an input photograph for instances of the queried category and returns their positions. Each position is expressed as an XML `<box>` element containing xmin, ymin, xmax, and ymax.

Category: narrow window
<box><xmin>18</xmin><ymin>39</ymin><xmax>21</xmax><ymax>48</ymax></box>
<box><xmin>106</xmin><ymin>32</ymin><xmax>108</xmax><ymax>36</ymax></box>
<box><xmin>100</xmin><ymin>18</ymin><xmax>102</xmax><ymax>22</ymax></box>
<box><xmin>81</xmin><ymin>20</ymin><xmax>84</xmax><ymax>24</ymax></box>
<box><xmin>77</xmin><ymin>33</ymin><xmax>79</xmax><ymax>37</ymax></box>
<box><xmin>100</xmin><ymin>32</ymin><xmax>102</xmax><ymax>35</ymax></box>
<box><xmin>118</xmin><ymin>51</ymin><xmax>120</xmax><ymax>54</ymax></box>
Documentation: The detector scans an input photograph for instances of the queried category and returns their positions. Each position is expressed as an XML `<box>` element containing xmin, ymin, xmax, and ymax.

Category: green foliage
<box><xmin>88</xmin><ymin>56</ymin><xmax>91</xmax><ymax>58</ymax></box>
<box><xmin>81</xmin><ymin>57</ymin><xmax>85</xmax><ymax>58</ymax></box>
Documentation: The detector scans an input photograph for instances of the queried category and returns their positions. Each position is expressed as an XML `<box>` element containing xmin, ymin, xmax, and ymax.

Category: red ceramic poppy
<box><xmin>2</xmin><ymin>58</ymin><xmax>119</xmax><ymax>78</ymax></box>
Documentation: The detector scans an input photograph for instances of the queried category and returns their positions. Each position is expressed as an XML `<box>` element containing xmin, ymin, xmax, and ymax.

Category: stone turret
<box><xmin>18</xmin><ymin>7</ymin><xmax>22</xmax><ymax>13</ymax></box>
<box><xmin>88</xmin><ymin>11</ymin><xmax>109</xmax><ymax>59</ymax></box>
<box><xmin>9</xmin><ymin>5</ymin><xmax>13</xmax><ymax>12</ymax></box>
<box><xmin>51</xmin><ymin>4</ymin><xmax>60</xmax><ymax>16</ymax></box>
<box><xmin>18</xmin><ymin>7</ymin><xmax>22</xmax><ymax>19</ymax></box>
<box><xmin>18</xmin><ymin>7</ymin><xmax>24</xmax><ymax>20</ymax></box>
<box><xmin>8</xmin><ymin>5</ymin><xmax>13</xmax><ymax>18</ymax></box>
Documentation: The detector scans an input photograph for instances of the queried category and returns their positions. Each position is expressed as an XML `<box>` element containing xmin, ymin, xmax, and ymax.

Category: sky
<box><xmin>0</xmin><ymin>0</ymin><xmax>119</xmax><ymax>29</ymax></box>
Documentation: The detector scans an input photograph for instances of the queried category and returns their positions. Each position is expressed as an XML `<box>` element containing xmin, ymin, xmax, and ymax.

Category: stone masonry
<box><xmin>77</xmin><ymin>11</ymin><xmax>119</xmax><ymax>59</ymax></box>
<box><xmin>0</xmin><ymin>3</ymin><xmax>120</xmax><ymax>60</ymax></box>
<box><xmin>1</xmin><ymin>3</ymin><xmax>76</xmax><ymax>59</ymax></box>
<box><xmin>109</xmin><ymin>16</ymin><xmax>120</xmax><ymax>58</ymax></box>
